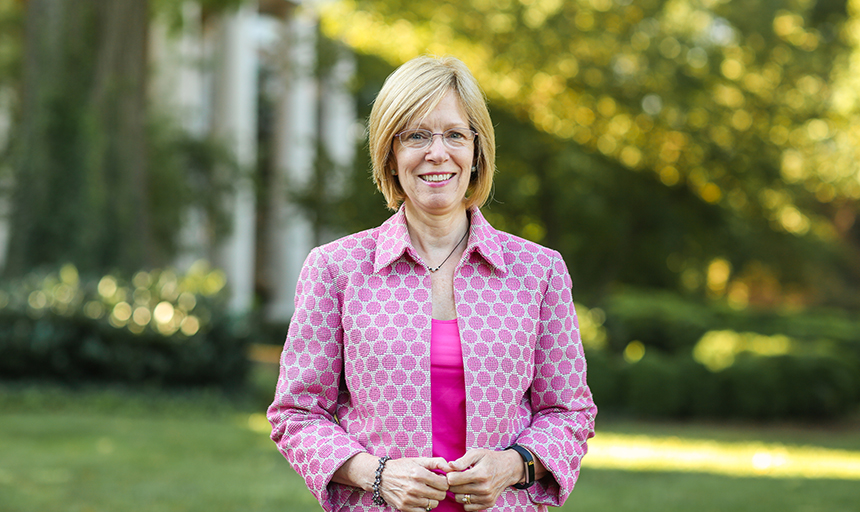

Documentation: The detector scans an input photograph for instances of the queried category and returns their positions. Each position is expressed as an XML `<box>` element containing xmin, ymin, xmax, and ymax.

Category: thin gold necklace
<box><xmin>427</xmin><ymin>223</ymin><xmax>470</xmax><ymax>273</ymax></box>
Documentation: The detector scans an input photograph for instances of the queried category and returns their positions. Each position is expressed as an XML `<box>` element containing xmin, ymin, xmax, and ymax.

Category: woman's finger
<box><xmin>453</xmin><ymin>492</ymin><xmax>490</xmax><ymax>511</ymax></box>
<box><xmin>419</xmin><ymin>498</ymin><xmax>440</xmax><ymax>512</ymax></box>
<box><xmin>414</xmin><ymin>457</ymin><xmax>456</xmax><ymax>486</ymax></box>
<box><xmin>378</xmin><ymin>457</ymin><xmax>449</xmax><ymax>509</ymax></box>
<box><xmin>415</xmin><ymin>456</ymin><xmax>452</xmax><ymax>470</ymax></box>
<box><xmin>446</xmin><ymin>449</ymin><xmax>484</xmax><ymax>473</ymax></box>
<box><xmin>445</xmin><ymin>449</ymin><xmax>525</xmax><ymax>511</ymax></box>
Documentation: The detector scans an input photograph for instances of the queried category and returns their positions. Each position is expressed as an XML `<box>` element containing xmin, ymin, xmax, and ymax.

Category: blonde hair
<box><xmin>368</xmin><ymin>56</ymin><xmax>496</xmax><ymax>211</ymax></box>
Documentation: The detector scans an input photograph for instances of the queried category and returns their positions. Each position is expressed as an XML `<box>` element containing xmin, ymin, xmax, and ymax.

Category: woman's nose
<box><xmin>424</xmin><ymin>135</ymin><xmax>449</xmax><ymax>160</ymax></box>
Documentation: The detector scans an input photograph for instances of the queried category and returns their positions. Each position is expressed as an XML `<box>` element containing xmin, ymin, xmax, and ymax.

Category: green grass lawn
<box><xmin>2</xmin><ymin>382</ymin><xmax>858</xmax><ymax>512</ymax></box>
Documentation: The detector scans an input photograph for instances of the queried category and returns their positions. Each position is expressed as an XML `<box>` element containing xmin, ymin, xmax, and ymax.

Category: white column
<box><xmin>150</xmin><ymin>2</ymin><xmax>206</xmax><ymax>135</ymax></box>
<box><xmin>0</xmin><ymin>88</ymin><xmax>11</xmax><ymax>272</ymax></box>
<box><xmin>319</xmin><ymin>48</ymin><xmax>357</xmax><ymax>242</ymax></box>
<box><xmin>211</xmin><ymin>2</ymin><xmax>259</xmax><ymax>315</ymax></box>
<box><xmin>150</xmin><ymin>3</ymin><xmax>211</xmax><ymax>272</ymax></box>
<box><xmin>264</xmin><ymin>10</ymin><xmax>318</xmax><ymax>322</ymax></box>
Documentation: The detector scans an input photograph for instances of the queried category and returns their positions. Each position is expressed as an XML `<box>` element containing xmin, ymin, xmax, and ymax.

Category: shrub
<box><xmin>678</xmin><ymin>357</ymin><xmax>725</xmax><ymax>417</ymax></box>
<box><xmin>775</xmin><ymin>354</ymin><xmax>859</xmax><ymax>418</ymax></box>
<box><xmin>602</xmin><ymin>289</ymin><xmax>860</xmax><ymax>358</ymax></box>
<box><xmin>626</xmin><ymin>352</ymin><xmax>686</xmax><ymax>418</ymax></box>
<box><xmin>602</xmin><ymin>290</ymin><xmax>716</xmax><ymax>353</ymax></box>
<box><xmin>0</xmin><ymin>263</ymin><xmax>252</xmax><ymax>387</ymax></box>
<box><xmin>723</xmin><ymin>355</ymin><xmax>790</xmax><ymax>420</ymax></box>
<box><xmin>583</xmin><ymin>349</ymin><xmax>626</xmax><ymax>409</ymax></box>
<box><xmin>591</xmin><ymin>289</ymin><xmax>860</xmax><ymax>420</ymax></box>
<box><xmin>586</xmin><ymin>350</ymin><xmax>860</xmax><ymax>420</ymax></box>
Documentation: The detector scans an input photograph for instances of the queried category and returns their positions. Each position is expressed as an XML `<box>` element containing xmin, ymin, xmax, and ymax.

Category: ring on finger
<box><xmin>426</xmin><ymin>498</ymin><xmax>432</xmax><ymax>511</ymax></box>
<box><xmin>463</xmin><ymin>494</ymin><xmax>471</xmax><ymax>505</ymax></box>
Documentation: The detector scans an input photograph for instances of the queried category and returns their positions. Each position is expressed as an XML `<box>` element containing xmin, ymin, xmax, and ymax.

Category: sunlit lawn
<box><xmin>572</xmin><ymin>420</ymin><xmax>860</xmax><ymax>512</ymax></box>
<box><xmin>2</xmin><ymin>381</ymin><xmax>859</xmax><ymax>512</ymax></box>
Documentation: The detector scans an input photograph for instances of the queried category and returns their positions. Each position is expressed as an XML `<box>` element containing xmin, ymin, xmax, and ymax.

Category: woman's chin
<box><xmin>406</xmin><ymin>196</ymin><xmax>467</xmax><ymax>217</ymax></box>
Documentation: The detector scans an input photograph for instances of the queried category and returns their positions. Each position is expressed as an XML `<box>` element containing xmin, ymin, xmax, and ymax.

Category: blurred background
<box><xmin>1</xmin><ymin>0</ymin><xmax>859</xmax><ymax>510</ymax></box>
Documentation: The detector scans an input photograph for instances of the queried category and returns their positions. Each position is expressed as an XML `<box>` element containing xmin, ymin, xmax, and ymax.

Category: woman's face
<box><xmin>393</xmin><ymin>90</ymin><xmax>474</xmax><ymax>218</ymax></box>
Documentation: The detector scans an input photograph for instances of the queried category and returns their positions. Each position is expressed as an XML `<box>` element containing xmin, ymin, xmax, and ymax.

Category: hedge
<box><xmin>0</xmin><ymin>264</ymin><xmax>251</xmax><ymax>387</ymax></box>
<box><xmin>586</xmin><ymin>350</ymin><xmax>860</xmax><ymax>420</ymax></box>
<box><xmin>602</xmin><ymin>289</ymin><xmax>860</xmax><ymax>357</ymax></box>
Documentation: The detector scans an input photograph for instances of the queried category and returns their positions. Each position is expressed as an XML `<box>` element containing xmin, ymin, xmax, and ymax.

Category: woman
<box><xmin>268</xmin><ymin>55</ymin><xmax>596</xmax><ymax>512</ymax></box>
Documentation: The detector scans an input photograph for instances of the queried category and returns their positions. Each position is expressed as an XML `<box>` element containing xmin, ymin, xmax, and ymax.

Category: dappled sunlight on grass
<box><xmin>248</xmin><ymin>413</ymin><xmax>860</xmax><ymax>480</ymax></box>
<box><xmin>585</xmin><ymin>433</ymin><xmax>860</xmax><ymax>480</ymax></box>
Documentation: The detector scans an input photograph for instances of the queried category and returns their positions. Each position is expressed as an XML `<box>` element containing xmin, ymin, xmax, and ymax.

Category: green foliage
<box><xmin>626</xmin><ymin>351</ymin><xmax>686</xmax><ymax>417</ymax></box>
<box><xmin>603</xmin><ymin>290</ymin><xmax>717</xmax><ymax>353</ymax></box>
<box><xmin>7</xmin><ymin>106</ymin><xmax>238</xmax><ymax>276</ymax></box>
<box><xmin>3</xmin><ymin>1</ymin><xmax>239</xmax><ymax>277</ymax></box>
<box><xmin>322</xmin><ymin>1</ymin><xmax>860</xmax><ymax>311</ymax></box>
<box><xmin>147</xmin><ymin>117</ymin><xmax>240</xmax><ymax>260</ymax></box>
<box><xmin>581</xmin><ymin>349</ymin><xmax>625</xmax><ymax>409</ymax></box>
<box><xmin>588</xmin><ymin>288</ymin><xmax>860</xmax><ymax>420</ymax></box>
<box><xmin>328</xmin><ymin>53</ymin><xmax>849</xmax><ymax>310</ymax></box>
<box><xmin>325</xmin><ymin>0</ymin><xmax>860</xmax><ymax>226</ymax></box>
<box><xmin>603</xmin><ymin>288</ymin><xmax>860</xmax><ymax>356</ymax></box>
<box><xmin>0</xmin><ymin>0</ymin><xmax>22</xmax><ymax>89</ymax></box>
<box><xmin>723</xmin><ymin>353</ymin><xmax>859</xmax><ymax>419</ymax></box>
<box><xmin>0</xmin><ymin>263</ymin><xmax>251</xmax><ymax>387</ymax></box>
<box><xmin>151</xmin><ymin>0</ymin><xmax>249</xmax><ymax>32</ymax></box>
<box><xmin>588</xmin><ymin>349</ymin><xmax>860</xmax><ymax>420</ymax></box>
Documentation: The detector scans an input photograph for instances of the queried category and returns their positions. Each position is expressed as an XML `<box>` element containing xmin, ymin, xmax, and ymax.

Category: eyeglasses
<box><xmin>394</xmin><ymin>128</ymin><xmax>478</xmax><ymax>150</ymax></box>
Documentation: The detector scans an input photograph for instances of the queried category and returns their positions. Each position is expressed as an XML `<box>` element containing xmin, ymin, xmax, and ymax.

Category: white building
<box><xmin>0</xmin><ymin>0</ymin><xmax>356</xmax><ymax>324</ymax></box>
<box><xmin>161</xmin><ymin>0</ymin><xmax>356</xmax><ymax>322</ymax></box>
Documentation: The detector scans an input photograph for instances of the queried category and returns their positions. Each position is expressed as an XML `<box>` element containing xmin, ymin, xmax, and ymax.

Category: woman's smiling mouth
<box><xmin>420</xmin><ymin>173</ymin><xmax>455</xmax><ymax>183</ymax></box>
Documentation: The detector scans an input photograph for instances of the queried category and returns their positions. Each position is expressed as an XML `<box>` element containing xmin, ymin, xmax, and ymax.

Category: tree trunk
<box><xmin>6</xmin><ymin>0</ymin><xmax>152</xmax><ymax>276</ymax></box>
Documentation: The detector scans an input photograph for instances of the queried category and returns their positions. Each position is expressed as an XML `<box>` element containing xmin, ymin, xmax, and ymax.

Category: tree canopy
<box><xmin>320</xmin><ymin>0</ymin><xmax>860</xmax><ymax>309</ymax></box>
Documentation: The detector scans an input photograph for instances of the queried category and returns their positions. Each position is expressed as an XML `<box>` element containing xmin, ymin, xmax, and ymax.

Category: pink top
<box><xmin>431</xmin><ymin>319</ymin><xmax>466</xmax><ymax>512</ymax></box>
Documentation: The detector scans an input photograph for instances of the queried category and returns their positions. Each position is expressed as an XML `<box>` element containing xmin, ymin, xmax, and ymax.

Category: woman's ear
<box><xmin>387</xmin><ymin>153</ymin><xmax>398</xmax><ymax>177</ymax></box>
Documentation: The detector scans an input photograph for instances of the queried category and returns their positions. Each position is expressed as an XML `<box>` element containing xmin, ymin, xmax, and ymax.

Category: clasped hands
<box><xmin>378</xmin><ymin>449</ymin><xmax>525</xmax><ymax>512</ymax></box>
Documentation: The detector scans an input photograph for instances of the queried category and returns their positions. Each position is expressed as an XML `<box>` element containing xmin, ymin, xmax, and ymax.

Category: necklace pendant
<box><xmin>425</xmin><ymin>222</ymin><xmax>470</xmax><ymax>275</ymax></box>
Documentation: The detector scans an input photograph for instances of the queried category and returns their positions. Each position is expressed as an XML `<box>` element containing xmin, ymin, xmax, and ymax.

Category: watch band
<box><xmin>505</xmin><ymin>444</ymin><xmax>536</xmax><ymax>489</ymax></box>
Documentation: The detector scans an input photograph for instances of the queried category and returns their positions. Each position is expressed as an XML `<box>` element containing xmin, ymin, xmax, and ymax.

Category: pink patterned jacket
<box><xmin>268</xmin><ymin>207</ymin><xmax>597</xmax><ymax>512</ymax></box>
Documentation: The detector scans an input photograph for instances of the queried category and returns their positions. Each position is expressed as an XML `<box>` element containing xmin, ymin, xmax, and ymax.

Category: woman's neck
<box><xmin>403</xmin><ymin>202</ymin><xmax>470</xmax><ymax>254</ymax></box>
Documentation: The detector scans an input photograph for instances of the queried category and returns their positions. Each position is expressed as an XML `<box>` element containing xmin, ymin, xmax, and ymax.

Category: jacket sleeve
<box><xmin>515</xmin><ymin>250</ymin><xmax>597</xmax><ymax>507</ymax></box>
<box><xmin>267</xmin><ymin>247</ymin><xmax>366</xmax><ymax>512</ymax></box>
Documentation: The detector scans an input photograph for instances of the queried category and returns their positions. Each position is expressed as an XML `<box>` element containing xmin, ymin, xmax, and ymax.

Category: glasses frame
<box><xmin>394</xmin><ymin>127</ymin><xmax>478</xmax><ymax>150</ymax></box>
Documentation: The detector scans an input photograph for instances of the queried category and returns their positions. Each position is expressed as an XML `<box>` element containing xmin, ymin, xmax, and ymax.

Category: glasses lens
<box><xmin>397</xmin><ymin>128</ymin><xmax>476</xmax><ymax>149</ymax></box>
<box><xmin>399</xmin><ymin>129</ymin><xmax>432</xmax><ymax>148</ymax></box>
<box><xmin>443</xmin><ymin>128</ymin><xmax>474</xmax><ymax>148</ymax></box>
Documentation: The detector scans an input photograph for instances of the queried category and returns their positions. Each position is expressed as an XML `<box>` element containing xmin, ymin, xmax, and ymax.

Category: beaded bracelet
<box><xmin>371</xmin><ymin>456</ymin><xmax>391</xmax><ymax>506</ymax></box>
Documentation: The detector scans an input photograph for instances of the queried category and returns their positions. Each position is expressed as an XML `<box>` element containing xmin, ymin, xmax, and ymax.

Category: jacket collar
<box><xmin>374</xmin><ymin>205</ymin><xmax>507</xmax><ymax>275</ymax></box>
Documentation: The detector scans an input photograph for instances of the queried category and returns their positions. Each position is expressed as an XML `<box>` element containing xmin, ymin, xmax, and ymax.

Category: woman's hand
<box><xmin>333</xmin><ymin>453</ymin><xmax>450</xmax><ymax>512</ymax></box>
<box><xmin>379</xmin><ymin>457</ymin><xmax>450</xmax><ymax>512</ymax></box>
<box><xmin>444</xmin><ymin>449</ymin><xmax>524</xmax><ymax>511</ymax></box>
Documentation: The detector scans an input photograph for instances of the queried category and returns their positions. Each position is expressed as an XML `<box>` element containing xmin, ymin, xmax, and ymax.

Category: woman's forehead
<box><xmin>406</xmin><ymin>90</ymin><xmax>468</xmax><ymax>128</ymax></box>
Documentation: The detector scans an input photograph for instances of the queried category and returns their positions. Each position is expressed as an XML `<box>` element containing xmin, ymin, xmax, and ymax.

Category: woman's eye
<box><xmin>408</xmin><ymin>131</ymin><xmax>429</xmax><ymax>141</ymax></box>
